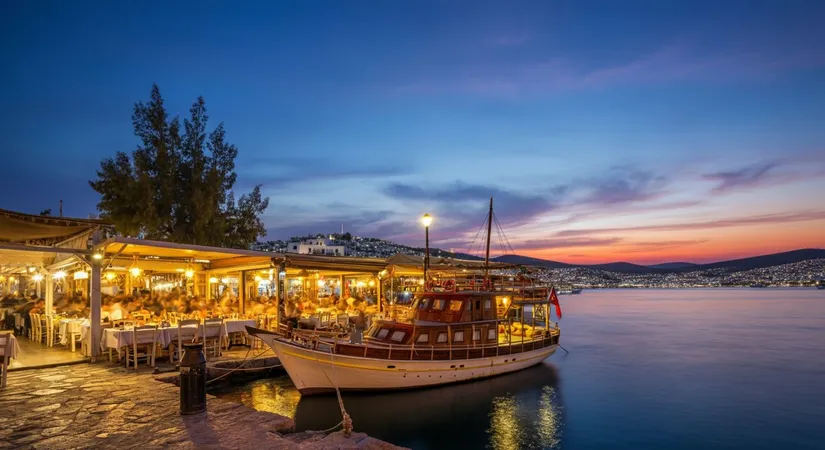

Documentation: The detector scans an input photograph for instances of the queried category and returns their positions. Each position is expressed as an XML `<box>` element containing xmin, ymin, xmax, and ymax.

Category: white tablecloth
<box><xmin>97</xmin><ymin>319</ymin><xmax>257</xmax><ymax>351</ymax></box>
<box><xmin>59</xmin><ymin>319</ymin><xmax>87</xmax><ymax>345</ymax></box>
<box><xmin>1</xmin><ymin>332</ymin><xmax>20</xmax><ymax>360</ymax></box>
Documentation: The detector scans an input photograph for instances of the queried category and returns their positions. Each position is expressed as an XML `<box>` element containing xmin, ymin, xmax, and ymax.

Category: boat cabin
<box><xmin>410</xmin><ymin>292</ymin><xmax>500</xmax><ymax>323</ymax></box>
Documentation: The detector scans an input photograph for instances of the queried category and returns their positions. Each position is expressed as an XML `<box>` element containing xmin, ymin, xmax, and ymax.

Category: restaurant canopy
<box><xmin>0</xmin><ymin>208</ymin><xmax>110</xmax><ymax>274</ymax></box>
<box><xmin>385</xmin><ymin>253</ymin><xmax>515</xmax><ymax>275</ymax></box>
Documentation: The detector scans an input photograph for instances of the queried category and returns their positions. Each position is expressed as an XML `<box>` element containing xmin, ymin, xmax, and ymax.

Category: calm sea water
<box><xmin>213</xmin><ymin>289</ymin><xmax>825</xmax><ymax>449</ymax></box>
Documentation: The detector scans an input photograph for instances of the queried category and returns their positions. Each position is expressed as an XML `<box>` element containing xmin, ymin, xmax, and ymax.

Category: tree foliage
<box><xmin>39</xmin><ymin>209</ymin><xmax>52</xmax><ymax>216</ymax></box>
<box><xmin>90</xmin><ymin>85</ymin><xmax>269</xmax><ymax>248</ymax></box>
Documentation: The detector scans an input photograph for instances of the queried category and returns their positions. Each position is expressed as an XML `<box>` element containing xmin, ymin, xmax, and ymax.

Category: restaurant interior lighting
<box><xmin>185</xmin><ymin>269</ymin><xmax>194</xmax><ymax>278</ymax></box>
<box><xmin>254</xmin><ymin>275</ymin><xmax>263</xmax><ymax>282</ymax></box>
<box><xmin>32</xmin><ymin>274</ymin><xmax>43</xmax><ymax>282</ymax></box>
<box><xmin>129</xmin><ymin>267</ymin><xmax>141</xmax><ymax>277</ymax></box>
<box><xmin>209</xmin><ymin>277</ymin><xmax>219</xmax><ymax>283</ymax></box>
<box><xmin>92</xmin><ymin>252</ymin><xmax>104</xmax><ymax>260</ymax></box>
<box><xmin>317</xmin><ymin>279</ymin><xmax>325</xmax><ymax>287</ymax></box>
<box><xmin>28</xmin><ymin>266</ymin><xmax>36</xmax><ymax>273</ymax></box>
<box><xmin>105</xmin><ymin>272</ymin><xmax>117</xmax><ymax>281</ymax></box>
<box><xmin>220</xmin><ymin>277</ymin><xmax>230</xmax><ymax>284</ymax></box>
<box><xmin>368</xmin><ymin>280</ymin><xmax>375</xmax><ymax>287</ymax></box>
<box><xmin>53</xmin><ymin>271</ymin><xmax>66</xmax><ymax>279</ymax></box>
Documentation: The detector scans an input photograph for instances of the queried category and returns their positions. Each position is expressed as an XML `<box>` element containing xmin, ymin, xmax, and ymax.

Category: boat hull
<box><xmin>254</xmin><ymin>331</ymin><xmax>557</xmax><ymax>395</ymax></box>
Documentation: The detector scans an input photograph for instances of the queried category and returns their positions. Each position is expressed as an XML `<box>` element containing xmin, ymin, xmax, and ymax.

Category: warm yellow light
<box><xmin>32</xmin><ymin>274</ymin><xmax>43</xmax><ymax>282</ymax></box>
<box><xmin>92</xmin><ymin>253</ymin><xmax>103</xmax><ymax>260</ymax></box>
<box><xmin>254</xmin><ymin>275</ymin><xmax>263</xmax><ymax>282</ymax></box>
<box><xmin>502</xmin><ymin>297</ymin><xmax>509</xmax><ymax>305</ymax></box>
<box><xmin>220</xmin><ymin>277</ymin><xmax>230</xmax><ymax>284</ymax></box>
<box><xmin>368</xmin><ymin>280</ymin><xmax>375</xmax><ymax>287</ymax></box>
<box><xmin>379</xmin><ymin>269</ymin><xmax>387</xmax><ymax>278</ymax></box>
<box><xmin>356</xmin><ymin>281</ymin><xmax>366</xmax><ymax>288</ymax></box>
<box><xmin>185</xmin><ymin>269</ymin><xmax>194</xmax><ymax>278</ymax></box>
<box><xmin>53</xmin><ymin>271</ymin><xmax>66</xmax><ymax>279</ymax></box>
<box><xmin>421</xmin><ymin>213</ymin><xmax>433</xmax><ymax>227</ymax></box>
<box><xmin>129</xmin><ymin>267</ymin><xmax>141</xmax><ymax>277</ymax></box>
<box><xmin>175</xmin><ymin>268</ymin><xmax>185</xmax><ymax>273</ymax></box>
<box><xmin>209</xmin><ymin>277</ymin><xmax>219</xmax><ymax>283</ymax></box>
<box><xmin>28</xmin><ymin>266</ymin><xmax>36</xmax><ymax>273</ymax></box>
<box><xmin>105</xmin><ymin>272</ymin><xmax>117</xmax><ymax>281</ymax></box>
<box><xmin>9</xmin><ymin>276</ymin><xmax>15</xmax><ymax>282</ymax></box>
<box><xmin>418</xmin><ymin>279</ymin><xmax>425</xmax><ymax>285</ymax></box>
<box><xmin>317</xmin><ymin>279</ymin><xmax>325</xmax><ymax>287</ymax></box>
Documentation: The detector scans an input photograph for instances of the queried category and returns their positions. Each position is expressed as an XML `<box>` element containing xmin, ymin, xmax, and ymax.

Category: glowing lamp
<box><xmin>32</xmin><ymin>274</ymin><xmax>43</xmax><ymax>282</ymax></box>
<box><xmin>185</xmin><ymin>269</ymin><xmax>194</xmax><ymax>278</ymax></box>
<box><xmin>209</xmin><ymin>277</ymin><xmax>219</xmax><ymax>283</ymax></box>
<box><xmin>105</xmin><ymin>272</ymin><xmax>117</xmax><ymax>281</ymax></box>
<box><xmin>73</xmin><ymin>271</ymin><xmax>89</xmax><ymax>280</ymax></box>
<box><xmin>53</xmin><ymin>271</ymin><xmax>66</xmax><ymax>279</ymax></box>
<box><xmin>421</xmin><ymin>213</ymin><xmax>433</xmax><ymax>227</ymax></box>
<box><xmin>129</xmin><ymin>267</ymin><xmax>141</xmax><ymax>277</ymax></box>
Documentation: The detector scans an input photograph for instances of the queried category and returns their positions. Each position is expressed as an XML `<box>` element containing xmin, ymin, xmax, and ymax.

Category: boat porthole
<box><xmin>459</xmin><ymin>365</ymin><xmax>464</xmax><ymax>368</ymax></box>
<box><xmin>387</xmin><ymin>365</ymin><xmax>396</xmax><ymax>369</ymax></box>
<box><xmin>450</xmin><ymin>365</ymin><xmax>455</xmax><ymax>369</ymax></box>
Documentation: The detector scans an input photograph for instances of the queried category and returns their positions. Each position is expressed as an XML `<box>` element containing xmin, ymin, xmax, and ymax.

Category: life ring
<box><xmin>443</xmin><ymin>279</ymin><xmax>456</xmax><ymax>291</ymax></box>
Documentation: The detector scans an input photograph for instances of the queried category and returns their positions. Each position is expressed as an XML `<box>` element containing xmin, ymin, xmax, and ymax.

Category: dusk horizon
<box><xmin>2</xmin><ymin>1</ymin><xmax>824</xmax><ymax>265</ymax></box>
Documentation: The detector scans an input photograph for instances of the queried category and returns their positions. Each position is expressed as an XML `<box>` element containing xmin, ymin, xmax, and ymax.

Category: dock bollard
<box><xmin>180</xmin><ymin>342</ymin><xmax>207</xmax><ymax>415</ymax></box>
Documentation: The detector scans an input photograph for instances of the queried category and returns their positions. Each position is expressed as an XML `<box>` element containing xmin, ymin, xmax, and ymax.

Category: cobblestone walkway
<box><xmin>0</xmin><ymin>364</ymin><xmax>404</xmax><ymax>450</ymax></box>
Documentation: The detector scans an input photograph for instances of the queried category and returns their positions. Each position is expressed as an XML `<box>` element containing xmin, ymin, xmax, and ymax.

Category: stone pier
<box><xmin>0</xmin><ymin>364</ymin><xmax>406</xmax><ymax>450</ymax></box>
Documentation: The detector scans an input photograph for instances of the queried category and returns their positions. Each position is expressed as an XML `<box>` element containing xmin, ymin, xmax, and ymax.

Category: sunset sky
<box><xmin>2</xmin><ymin>1</ymin><xmax>824</xmax><ymax>265</ymax></box>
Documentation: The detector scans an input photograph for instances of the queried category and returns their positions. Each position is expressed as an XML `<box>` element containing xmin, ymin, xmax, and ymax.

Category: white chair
<box><xmin>202</xmin><ymin>318</ymin><xmax>224</xmax><ymax>359</ymax></box>
<box><xmin>125</xmin><ymin>325</ymin><xmax>158</xmax><ymax>370</ymax></box>
<box><xmin>31</xmin><ymin>313</ymin><xmax>46</xmax><ymax>345</ymax></box>
<box><xmin>171</xmin><ymin>319</ymin><xmax>200</xmax><ymax>364</ymax></box>
<box><xmin>0</xmin><ymin>332</ymin><xmax>11</xmax><ymax>388</ymax></box>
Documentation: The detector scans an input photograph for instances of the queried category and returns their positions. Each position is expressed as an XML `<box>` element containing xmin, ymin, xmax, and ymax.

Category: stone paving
<box><xmin>0</xmin><ymin>364</ymin><xmax>406</xmax><ymax>450</ymax></box>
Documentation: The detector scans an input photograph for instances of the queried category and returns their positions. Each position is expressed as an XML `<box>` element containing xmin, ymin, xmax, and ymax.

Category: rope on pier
<box><xmin>312</xmin><ymin>339</ymin><xmax>353</xmax><ymax>437</ymax></box>
<box><xmin>205</xmin><ymin>345</ymin><xmax>274</xmax><ymax>384</ymax></box>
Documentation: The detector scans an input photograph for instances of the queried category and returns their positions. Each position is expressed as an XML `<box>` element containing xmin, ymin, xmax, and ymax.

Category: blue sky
<box><xmin>1</xmin><ymin>1</ymin><xmax>824</xmax><ymax>263</ymax></box>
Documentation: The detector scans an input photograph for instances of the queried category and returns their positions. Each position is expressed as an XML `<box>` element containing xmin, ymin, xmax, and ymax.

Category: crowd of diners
<box><xmin>2</xmin><ymin>287</ymin><xmax>382</xmax><ymax>332</ymax></box>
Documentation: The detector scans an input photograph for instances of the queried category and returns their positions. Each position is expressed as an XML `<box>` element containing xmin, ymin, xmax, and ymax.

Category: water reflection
<box><xmin>214</xmin><ymin>362</ymin><xmax>564</xmax><ymax>450</ymax></box>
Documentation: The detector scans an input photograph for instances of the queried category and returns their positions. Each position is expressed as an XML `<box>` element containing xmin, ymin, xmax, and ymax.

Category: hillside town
<box><xmin>256</xmin><ymin>235</ymin><xmax>825</xmax><ymax>288</ymax></box>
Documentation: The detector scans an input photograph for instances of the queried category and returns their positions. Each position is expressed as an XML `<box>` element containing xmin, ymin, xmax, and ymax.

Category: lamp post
<box><xmin>421</xmin><ymin>213</ymin><xmax>433</xmax><ymax>287</ymax></box>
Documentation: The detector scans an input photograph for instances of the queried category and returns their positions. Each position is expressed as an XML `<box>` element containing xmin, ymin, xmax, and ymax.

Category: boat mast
<box><xmin>484</xmin><ymin>197</ymin><xmax>493</xmax><ymax>283</ymax></box>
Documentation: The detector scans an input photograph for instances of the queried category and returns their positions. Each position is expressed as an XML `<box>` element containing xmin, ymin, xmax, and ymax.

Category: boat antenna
<box><xmin>484</xmin><ymin>197</ymin><xmax>493</xmax><ymax>282</ymax></box>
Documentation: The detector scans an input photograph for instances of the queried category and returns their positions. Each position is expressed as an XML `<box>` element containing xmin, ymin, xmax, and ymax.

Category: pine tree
<box><xmin>90</xmin><ymin>84</ymin><xmax>269</xmax><ymax>248</ymax></box>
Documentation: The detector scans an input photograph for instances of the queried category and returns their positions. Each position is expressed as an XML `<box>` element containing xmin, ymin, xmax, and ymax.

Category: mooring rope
<box><xmin>311</xmin><ymin>336</ymin><xmax>353</xmax><ymax>436</ymax></box>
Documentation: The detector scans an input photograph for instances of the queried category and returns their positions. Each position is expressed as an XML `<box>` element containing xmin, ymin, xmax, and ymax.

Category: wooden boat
<box><xmin>249</xmin><ymin>197</ymin><xmax>563</xmax><ymax>395</ymax></box>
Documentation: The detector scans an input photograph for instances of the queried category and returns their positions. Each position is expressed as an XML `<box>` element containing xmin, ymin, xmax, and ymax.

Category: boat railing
<box><xmin>289</xmin><ymin>325</ymin><xmax>560</xmax><ymax>361</ymax></box>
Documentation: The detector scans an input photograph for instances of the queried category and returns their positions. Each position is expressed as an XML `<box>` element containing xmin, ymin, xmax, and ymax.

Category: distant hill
<box><xmin>490</xmin><ymin>248</ymin><xmax>825</xmax><ymax>274</ymax></box>
<box><xmin>647</xmin><ymin>262</ymin><xmax>699</xmax><ymax>270</ymax></box>
<box><xmin>493</xmin><ymin>254</ymin><xmax>576</xmax><ymax>269</ymax></box>
<box><xmin>691</xmin><ymin>248</ymin><xmax>825</xmax><ymax>272</ymax></box>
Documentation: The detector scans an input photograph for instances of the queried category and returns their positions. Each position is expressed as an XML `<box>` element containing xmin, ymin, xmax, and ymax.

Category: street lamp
<box><xmin>421</xmin><ymin>213</ymin><xmax>433</xmax><ymax>287</ymax></box>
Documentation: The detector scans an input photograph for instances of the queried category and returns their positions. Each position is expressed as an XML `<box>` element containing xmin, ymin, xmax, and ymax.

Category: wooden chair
<box><xmin>44</xmin><ymin>314</ymin><xmax>56</xmax><ymax>347</ymax></box>
<box><xmin>31</xmin><ymin>313</ymin><xmax>46</xmax><ymax>345</ymax></box>
<box><xmin>0</xmin><ymin>332</ymin><xmax>11</xmax><ymax>388</ymax></box>
<box><xmin>125</xmin><ymin>325</ymin><xmax>158</xmax><ymax>370</ymax></box>
<box><xmin>171</xmin><ymin>319</ymin><xmax>200</xmax><ymax>364</ymax></box>
<box><xmin>201</xmin><ymin>318</ymin><xmax>224</xmax><ymax>359</ymax></box>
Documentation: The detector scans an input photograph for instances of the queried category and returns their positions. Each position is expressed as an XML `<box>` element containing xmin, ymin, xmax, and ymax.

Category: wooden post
<box><xmin>90</xmin><ymin>263</ymin><xmax>101</xmax><ymax>361</ymax></box>
<box><xmin>45</xmin><ymin>276</ymin><xmax>54</xmax><ymax>317</ymax></box>
<box><xmin>377</xmin><ymin>275</ymin><xmax>383</xmax><ymax>313</ymax></box>
<box><xmin>239</xmin><ymin>270</ymin><xmax>247</xmax><ymax>316</ymax></box>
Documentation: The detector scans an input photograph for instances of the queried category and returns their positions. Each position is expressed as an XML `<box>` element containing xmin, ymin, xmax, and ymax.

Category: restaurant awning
<box><xmin>0</xmin><ymin>208</ymin><xmax>110</xmax><ymax>246</ymax></box>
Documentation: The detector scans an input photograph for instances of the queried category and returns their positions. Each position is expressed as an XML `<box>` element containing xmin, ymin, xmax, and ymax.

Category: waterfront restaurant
<box><xmin>0</xmin><ymin>209</ymin><xmax>393</xmax><ymax>371</ymax></box>
<box><xmin>0</xmin><ymin>206</ymin><xmax>521</xmax><ymax>375</ymax></box>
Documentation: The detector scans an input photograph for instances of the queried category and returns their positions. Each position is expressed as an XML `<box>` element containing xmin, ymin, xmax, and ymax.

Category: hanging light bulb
<box><xmin>105</xmin><ymin>272</ymin><xmax>117</xmax><ymax>281</ymax></box>
<box><xmin>185</xmin><ymin>269</ymin><xmax>194</xmax><ymax>278</ymax></box>
<box><xmin>32</xmin><ymin>274</ymin><xmax>43</xmax><ymax>282</ymax></box>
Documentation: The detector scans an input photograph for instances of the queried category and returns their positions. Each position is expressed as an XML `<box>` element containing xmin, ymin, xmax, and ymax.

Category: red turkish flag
<box><xmin>548</xmin><ymin>287</ymin><xmax>562</xmax><ymax>319</ymax></box>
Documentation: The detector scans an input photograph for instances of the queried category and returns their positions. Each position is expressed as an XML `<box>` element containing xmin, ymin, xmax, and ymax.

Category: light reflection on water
<box><xmin>213</xmin><ymin>362</ymin><xmax>563</xmax><ymax>449</ymax></box>
<box><xmin>214</xmin><ymin>289</ymin><xmax>825</xmax><ymax>450</ymax></box>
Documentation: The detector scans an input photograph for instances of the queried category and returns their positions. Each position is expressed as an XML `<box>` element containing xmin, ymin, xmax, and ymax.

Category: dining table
<box><xmin>0</xmin><ymin>331</ymin><xmax>20</xmax><ymax>360</ymax></box>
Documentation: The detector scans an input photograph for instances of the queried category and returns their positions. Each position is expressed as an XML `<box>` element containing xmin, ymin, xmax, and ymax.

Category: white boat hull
<box><xmin>255</xmin><ymin>331</ymin><xmax>557</xmax><ymax>395</ymax></box>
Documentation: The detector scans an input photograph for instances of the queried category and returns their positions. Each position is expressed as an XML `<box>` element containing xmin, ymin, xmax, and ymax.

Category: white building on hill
<box><xmin>286</xmin><ymin>238</ymin><xmax>346</xmax><ymax>256</ymax></box>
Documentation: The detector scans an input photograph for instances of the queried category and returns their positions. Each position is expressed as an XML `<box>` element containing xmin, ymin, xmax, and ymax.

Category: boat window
<box><xmin>433</xmin><ymin>299</ymin><xmax>447</xmax><ymax>310</ymax></box>
<box><xmin>390</xmin><ymin>331</ymin><xmax>406</xmax><ymax>342</ymax></box>
<box><xmin>449</xmin><ymin>300</ymin><xmax>463</xmax><ymax>312</ymax></box>
<box><xmin>472</xmin><ymin>329</ymin><xmax>481</xmax><ymax>341</ymax></box>
<box><xmin>454</xmin><ymin>331</ymin><xmax>465</xmax><ymax>342</ymax></box>
<box><xmin>484</xmin><ymin>299</ymin><xmax>492</xmax><ymax>309</ymax></box>
<box><xmin>437</xmin><ymin>332</ymin><xmax>448</xmax><ymax>343</ymax></box>
<box><xmin>377</xmin><ymin>329</ymin><xmax>390</xmax><ymax>339</ymax></box>
<box><xmin>416</xmin><ymin>333</ymin><xmax>429</xmax><ymax>343</ymax></box>
<box><xmin>417</xmin><ymin>298</ymin><xmax>431</xmax><ymax>310</ymax></box>
<box><xmin>487</xmin><ymin>328</ymin><xmax>497</xmax><ymax>340</ymax></box>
